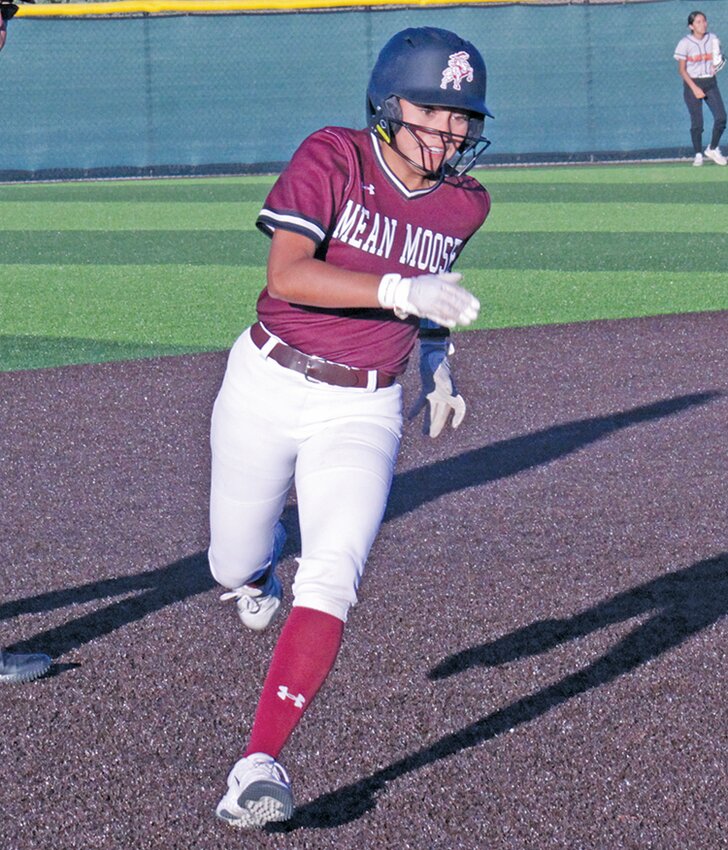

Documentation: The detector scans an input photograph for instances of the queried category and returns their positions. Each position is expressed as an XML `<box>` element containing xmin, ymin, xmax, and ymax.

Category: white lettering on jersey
<box><xmin>429</xmin><ymin>232</ymin><xmax>444</xmax><ymax>273</ymax></box>
<box><xmin>348</xmin><ymin>206</ymin><xmax>371</xmax><ymax>249</ymax></box>
<box><xmin>379</xmin><ymin>216</ymin><xmax>397</xmax><ymax>258</ymax></box>
<box><xmin>333</xmin><ymin>200</ymin><xmax>398</xmax><ymax>258</ymax></box>
<box><xmin>446</xmin><ymin>236</ymin><xmax>463</xmax><ymax>271</ymax></box>
<box><xmin>334</xmin><ymin>201</ymin><xmax>462</xmax><ymax>269</ymax></box>
<box><xmin>361</xmin><ymin>214</ymin><xmax>381</xmax><ymax>255</ymax></box>
<box><xmin>333</xmin><ymin>200</ymin><xmax>362</xmax><ymax>243</ymax></box>
<box><xmin>399</xmin><ymin>223</ymin><xmax>421</xmax><ymax>267</ymax></box>
<box><xmin>400</xmin><ymin>223</ymin><xmax>463</xmax><ymax>273</ymax></box>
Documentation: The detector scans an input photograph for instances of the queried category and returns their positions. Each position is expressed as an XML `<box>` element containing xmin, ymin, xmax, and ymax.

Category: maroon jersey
<box><xmin>256</xmin><ymin>126</ymin><xmax>490</xmax><ymax>375</ymax></box>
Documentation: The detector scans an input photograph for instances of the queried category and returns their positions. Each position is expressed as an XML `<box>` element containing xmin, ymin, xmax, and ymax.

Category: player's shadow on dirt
<box><xmin>384</xmin><ymin>390</ymin><xmax>720</xmax><ymax>522</ymax></box>
<box><xmin>0</xmin><ymin>552</ymin><xmax>213</xmax><ymax>659</ymax></box>
<box><xmin>272</xmin><ymin>551</ymin><xmax>728</xmax><ymax>831</ymax></box>
<box><xmin>2</xmin><ymin>390</ymin><xmax>719</xmax><ymax>663</ymax></box>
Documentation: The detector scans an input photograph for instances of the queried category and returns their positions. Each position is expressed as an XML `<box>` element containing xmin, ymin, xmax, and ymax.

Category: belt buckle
<box><xmin>304</xmin><ymin>356</ymin><xmax>359</xmax><ymax>387</ymax></box>
<box><xmin>304</xmin><ymin>357</ymin><xmax>326</xmax><ymax>384</ymax></box>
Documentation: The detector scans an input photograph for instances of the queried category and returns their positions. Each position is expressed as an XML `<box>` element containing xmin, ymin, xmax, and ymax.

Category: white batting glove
<box><xmin>408</xmin><ymin>337</ymin><xmax>466</xmax><ymax>438</ymax></box>
<box><xmin>378</xmin><ymin>272</ymin><xmax>480</xmax><ymax>328</ymax></box>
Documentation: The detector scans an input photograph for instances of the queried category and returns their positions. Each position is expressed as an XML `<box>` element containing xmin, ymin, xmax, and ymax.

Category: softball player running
<box><xmin>210</xmin><ymin>26</ymin><xmax>493</xmax><ymax>828</ymax></box>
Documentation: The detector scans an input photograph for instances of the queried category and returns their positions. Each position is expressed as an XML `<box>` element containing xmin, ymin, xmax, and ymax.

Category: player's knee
<box><xmin>208</xmin><ymin>546</ymin><xmax>231</xmax><ymax>586</ymax></box>
<box><xmin>291</xmin><ymin>552</ymin><xmax>363</xmax><ymax>623</ymax></box>
<box><xmin>208</xmin><ymin>545</ymin><xmax>258</xmax><ymax>589</ymax></box>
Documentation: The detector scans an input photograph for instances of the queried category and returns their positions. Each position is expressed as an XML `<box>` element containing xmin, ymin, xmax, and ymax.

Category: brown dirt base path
<box><xmin>1</xmin><ymin>312</ymin><xmax>726</xmax><ymax>850</ymax></box>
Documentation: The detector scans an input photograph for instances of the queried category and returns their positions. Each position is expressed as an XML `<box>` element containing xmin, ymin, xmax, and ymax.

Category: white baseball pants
<box><xmin>208</xmin><ymin>328</ymin><xmax>402</xmax><ymax>622</ymax></box>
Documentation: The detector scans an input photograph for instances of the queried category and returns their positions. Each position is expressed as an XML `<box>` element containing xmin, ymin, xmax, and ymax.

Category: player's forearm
<box><xmin>267</xmin><ymin>255</ymin><xmax>383</xmax><ymax>309</ymax></box>
<box><xmin>677</xmin><ymin>60</ymin><xmax>702</xmax><ymax>94</ymax></box>
<box><xmin>680</xmin><ymin>70</ymin><xmax>699</xmax><ymax>91</ymax></box>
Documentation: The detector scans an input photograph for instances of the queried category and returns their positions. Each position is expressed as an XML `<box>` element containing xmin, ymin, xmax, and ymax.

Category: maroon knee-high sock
<box><xmin>244</xmin><ymin>606</ymin><xmax>344</xmax><ymax>759</ymax></box>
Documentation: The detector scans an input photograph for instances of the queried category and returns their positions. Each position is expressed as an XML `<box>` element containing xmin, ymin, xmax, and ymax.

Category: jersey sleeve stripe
<box><xmin>257</xmin><ymin>209</ymin><xmax>326</xmax><ymax>243</ymax></box>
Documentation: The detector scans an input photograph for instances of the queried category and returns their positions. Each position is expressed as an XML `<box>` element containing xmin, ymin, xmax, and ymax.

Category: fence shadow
<box><xmin>2</xmin><ymin>552</ymin><xmax>214</xmax><ymax>657</ymax></box>
<box><xmin>3</xmin><ymin>391</ymin><xmax>719</xmax><ymax>662</ymax></box>
<box><xmin>272</xmin><ymin>551</ymin><xmax>728</xmax><ymax>831</ymax></box>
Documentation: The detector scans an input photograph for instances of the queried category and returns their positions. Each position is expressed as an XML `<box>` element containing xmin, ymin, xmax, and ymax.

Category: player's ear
<box><xmin>374</xmin><ymin>96</ymin><xmax>403</xmax><ymax>142</ymax></box>
<box><xmin>383</xmin><ymin>96</ymin><xmax>403</xmax><ymax>123</ymax></box>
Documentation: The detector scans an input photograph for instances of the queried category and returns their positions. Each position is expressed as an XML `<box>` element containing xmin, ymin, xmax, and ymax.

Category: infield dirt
<box><xmin>2</xmin><ymin>312</ymin><xmax>726</xmax><ymax>850</ymax></box>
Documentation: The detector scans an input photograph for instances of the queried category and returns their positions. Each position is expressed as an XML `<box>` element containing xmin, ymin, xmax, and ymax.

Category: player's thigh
<box><xmin>296</xmin><ymin>418</ymin><xmax>401</xmax><ymax>553</ymax></box>
<box><xmin>292</xmin><ymin>410</ymin><xmax>401</xmax><ymax>619</ymax></box>
<box><xmin>705</xmin><ymin>85</ymin><xmax>727</xmax><ymax>122</ymax></box>
<box><xmin>208</xmin><ymin>350</ymin><xmax>298</xmax><ymax>586</ymax></box>
<box><xmin>684</xmin><ymin>86</ymin><xmax>704</xmax><ymax>123</ymax></box>
<box><xmin>209</xmin><ymin>416</ymin><xmax>295</xmax><ymax>586</ymax></box>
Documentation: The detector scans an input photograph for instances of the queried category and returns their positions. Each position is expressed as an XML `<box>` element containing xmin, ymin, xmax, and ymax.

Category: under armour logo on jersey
<box><xmin>441</xmin><ymin>51</ymin><xmax>474</xmax><ymax>91</ymax></box>
<box><xmin>277</xmin><ymin>685</ymin><xmax>306</xmax><ymax>709</ymax></box>
<box><xmin>361</xmin><ymin>183</ymin><xmax>376</xmax><ymax>195</ymax></box>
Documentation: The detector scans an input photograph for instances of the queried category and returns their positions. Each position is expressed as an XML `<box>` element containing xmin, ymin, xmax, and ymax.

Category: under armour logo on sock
<box><xmin>277</xmin><ymin>685</ymin><xmax>306</xmax><ymax>709</ymax></box>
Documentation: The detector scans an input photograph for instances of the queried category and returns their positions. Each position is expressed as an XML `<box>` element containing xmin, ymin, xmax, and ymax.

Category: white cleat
<box><xmin>215</xmin><ymin>752</ymin><xmax>294</xmax><ymax>828</ymax></box>
<box><xmin>704</xmin><ymin>146</ymin><xmax>727</xmax><ymax>165</ymax></box>
<box><xmin>693</xmin><ymin>152</ymin><xmax>704</xmax><ymax>166</ymax></box>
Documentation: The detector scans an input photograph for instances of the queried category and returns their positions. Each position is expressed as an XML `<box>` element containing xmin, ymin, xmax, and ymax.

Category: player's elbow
<box><xmin>266</xmin><ymin>255</ymin><xmax>312</xmax><ymax>301</ymax></box>
<box><xmin>266</xmin><ymin>267</ymin><xmax>293</xmax><ymax>300</ymax></box>
<box><xmin>267</xmin><ymin>229</ymin><xmax>316</xmax><ymax>301</ymax></box>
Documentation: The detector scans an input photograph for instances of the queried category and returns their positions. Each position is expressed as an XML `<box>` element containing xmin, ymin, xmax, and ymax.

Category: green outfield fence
<box><xmin>1</xmin><ymin>0</ymin><xmax>725</xmax><ymax>180</ymax></box>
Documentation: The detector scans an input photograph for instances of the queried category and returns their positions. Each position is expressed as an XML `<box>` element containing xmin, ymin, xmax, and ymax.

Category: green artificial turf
<box><xmin>1</xmin><ymin>164</ymin><xmax>726</xmax><ymax>371</ymax></box>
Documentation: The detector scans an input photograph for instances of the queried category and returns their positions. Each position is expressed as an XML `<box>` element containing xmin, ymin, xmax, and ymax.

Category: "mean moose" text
<box><xmin>332</xmin><ymin>200</ymin><xmax>463</xmax><ymax>273</ymax></box>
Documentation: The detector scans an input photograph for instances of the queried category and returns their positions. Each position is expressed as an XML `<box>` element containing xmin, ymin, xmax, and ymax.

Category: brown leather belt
<box><xmin>250</xmin><ymin>322</ymin><xmax>395</xmax><ymax>390</ymax></box>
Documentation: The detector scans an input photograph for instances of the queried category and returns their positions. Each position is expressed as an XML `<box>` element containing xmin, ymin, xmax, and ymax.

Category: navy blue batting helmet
<box><xmin>367</xmin><ymin>27</ymin><xmax>494</xmax><ymax>131</ymax></box>
<box><xmin>366</xmin><ymin>27</ymin><xmax>493</xmax><ymax>178</ymax></box>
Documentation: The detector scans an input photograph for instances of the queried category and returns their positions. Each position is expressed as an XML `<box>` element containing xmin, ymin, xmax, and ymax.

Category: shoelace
<box><xmin>220</xmin><ymin>589</ymin><xmax>262</xmax><ymax>613</ymax></box>
<box><xmin>244</xmin><ymin>755</ymin><xmax>291</xmax><ymax>785</ymax></box>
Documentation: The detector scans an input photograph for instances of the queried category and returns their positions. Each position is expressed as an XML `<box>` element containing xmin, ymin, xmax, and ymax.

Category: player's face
<box><xmin>690</xmin><ymin>14</ymin><xmax>708</xmax><ymax>37</ymax></box>
<box><xmin>385</xmin><ymin>98</ymin><xmax>472</xmax><ymax>187</ymax></box>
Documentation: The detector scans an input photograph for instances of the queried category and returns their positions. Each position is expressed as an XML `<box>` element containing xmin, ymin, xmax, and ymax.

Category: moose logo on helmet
<box><xmin>440</xmin><ymin>51</ymin><xmax>474</xmax><ymax>92</ymax></box>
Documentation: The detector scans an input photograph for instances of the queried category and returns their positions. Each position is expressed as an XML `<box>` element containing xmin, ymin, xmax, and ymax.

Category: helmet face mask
<box><xmin>375</xmin><ymin>113</ymin><xmax>491</xmax><ymax>181</ymax></box>
<box><xmin>367</xmin><ymin>27</ymin><xmax>493</xmax><ymax>180</ymax></box>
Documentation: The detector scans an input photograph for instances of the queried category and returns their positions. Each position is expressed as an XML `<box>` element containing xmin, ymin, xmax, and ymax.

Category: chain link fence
<box><xmin>1</xmin><ymin>0</ymin><xmax>724</xmax><ymax>179</ymax></box>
